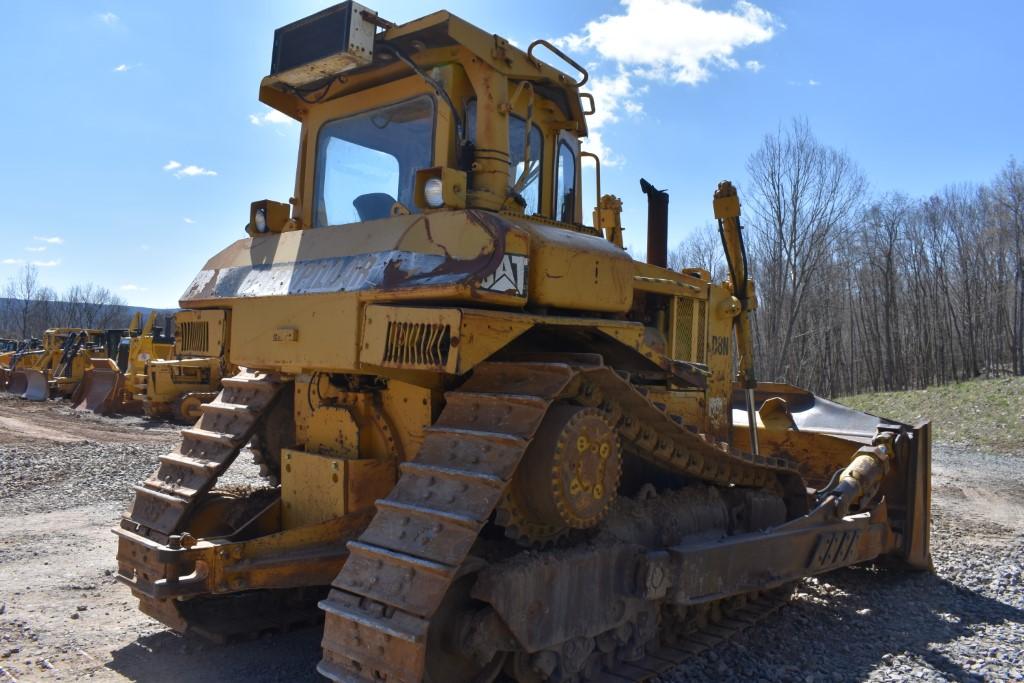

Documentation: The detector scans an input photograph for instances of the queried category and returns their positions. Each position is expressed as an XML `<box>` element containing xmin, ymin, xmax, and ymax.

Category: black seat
<box><xmin>352</xmin><ymin>193</ymin><xmax>396</xmax><ymax>221</ymax></box>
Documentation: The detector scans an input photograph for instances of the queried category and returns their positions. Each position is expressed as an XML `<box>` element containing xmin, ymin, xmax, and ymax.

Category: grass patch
<box><xmin>838</xmin><ymin>376</ymin><xmax>1024</xmax><ymax>454</ymax></box>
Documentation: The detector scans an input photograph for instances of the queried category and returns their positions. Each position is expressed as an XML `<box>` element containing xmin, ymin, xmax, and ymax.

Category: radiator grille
<box><xmin>383</xmin><ymin>321</ymin><xmax>451</xmax><ymax>369</ymax></box>
<box><xmin>178</xmin><ymin>321</ymin><xmax>210</xmax><ymax>355</ymax></box>
<box><xmin>675</xmin><ymin>298</ymin><xmax>694</xmax><ymax>360</ymax></box>
<box><xmin>695</xmin><ymin>299</ymin><xmax>707</xmax><ymax>363</ymax></box>
<box><xmin>674</xmin><ymin>297</ymin><xmax>707</xmax><ymax>363</ymax></box>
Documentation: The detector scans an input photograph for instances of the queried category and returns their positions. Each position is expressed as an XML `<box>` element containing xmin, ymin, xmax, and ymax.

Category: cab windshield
<box><xmin>314</xmin><ymin>95</ymin><xmax>435</xmax><ymax>226</ymax></box>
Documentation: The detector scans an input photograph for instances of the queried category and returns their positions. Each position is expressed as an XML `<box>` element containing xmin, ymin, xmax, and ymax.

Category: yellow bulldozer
<box><xmin>142</xmin><ymin>309</ymin><xmax>233</xmax><ymax>422</ymax></box>
<box><xmin>4</xmin><ymin>328</ymin><xmax>106</xmax><ymax>401</ymax></box>
<box><xmin>72</xmin><ymin>311</ymin><xmax>175</xmax><ymax>414</ymax></box>
<box><xmin>116</xmin><ymin>5</ymin><xmax>931</xmax><ymax>681</ymax></box>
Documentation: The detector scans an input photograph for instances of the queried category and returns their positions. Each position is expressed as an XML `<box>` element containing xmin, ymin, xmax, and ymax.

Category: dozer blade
<box><xmin>6</xmin><ymin>370</ymin><xmax>28</xmax><ymax>396</ymax></box>
<box><xmin>21</xmin><ymin>369</ymin><xmax>50</xmax><ymax>401</ymax></box>
<box><xmin>71</xmin><ymin>368</ymin><xmax>123</xmax><ymax>414</ymax></box>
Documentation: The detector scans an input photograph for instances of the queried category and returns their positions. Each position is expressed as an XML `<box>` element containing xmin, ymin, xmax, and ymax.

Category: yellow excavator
<box><xmin>115</xmin><ymin>5</ymin><xmax>931</xmax><ymax>681</ymax></box>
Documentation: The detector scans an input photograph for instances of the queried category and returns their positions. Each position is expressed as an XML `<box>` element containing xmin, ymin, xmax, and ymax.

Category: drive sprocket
<box><xmin>499</xmin><ymin>403</ymin><xmax>622</xmax><ymax>544</ymax></box>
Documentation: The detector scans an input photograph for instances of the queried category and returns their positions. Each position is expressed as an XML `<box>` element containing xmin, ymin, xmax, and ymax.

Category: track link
<box><xmin>116</xmin><ymin>369</ymin><xmax>288</xmax><ymax>625</ymax></box>
<box><xmin>319</xmin><ymin>361</ymin><xmax>803</xmax><ymax>683</ymax></box>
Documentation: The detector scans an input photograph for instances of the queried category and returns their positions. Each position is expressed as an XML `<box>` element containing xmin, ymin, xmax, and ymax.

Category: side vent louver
<box><xmin>382</xmin><ymin>321</ymin><xmax>452</xmax><ymax>369</ymax></box>
<box><xmin>178</xmin><ymin>321</ymin><xmax>210</xmax><ymax>355</ymax></box>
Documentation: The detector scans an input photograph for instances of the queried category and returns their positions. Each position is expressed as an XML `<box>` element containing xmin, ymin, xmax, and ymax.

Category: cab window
<box><xmin>466</xmin><ymin>101</ymin><xmax>544</xmax><ymax>216</ymax></box>
<box><xmin>555</xmin><ymin>141</ymin><xmax>577</xmax><ymax>223</ymax></box>
<box><xmin>314</xmin><ymin>95</ymin><xmax>435</xmax><ymax>226</ymax></box>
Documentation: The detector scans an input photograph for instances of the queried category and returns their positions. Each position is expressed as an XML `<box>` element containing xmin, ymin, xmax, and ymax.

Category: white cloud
<box><xmin>808</xmin><ymin>79</ymin><xmax>820</xmax><ymax>86</ymax></box>
<box><xmin>25</xmin><ymin>246</ymin><xmax>45</xmax><ymax>253</ymax></box>
<box><xmin>114</xmin><ymin>64</ymin><xmax>130</xmax><ymax>73</ymax></box>
<box><xmin>249</xmin><ymin>109</ymin><xmax>294</xmax><ymax>126</ymax></box>
<box><xmin>34</xmin><ymin>236</ymin><xmax>63</xmax><ymax>245</ymax></box>
<box><xmin>32</xmin><ymin>259</ymin><xmax>60</xmax><ymax>268</ymax></box>
<box><xmin>183</xmin><ymin>217</ymin><xmax>196</xmax><ymax>224</ymax></box>
<box><xmin>580</xmin><ymin>71</ymin><xmax>647</xmax><ymax>165</ymax></box>
<box><xmin>2</xmin><ymin>258</ymin><xmax>23</xmax><ymax>265</ymax></box>
<box><xmin>555</xmin><ymin>0</ymin><xmax>776</xmax><ymax>162</ymax></box>
<box><xmin>98</xmin><ymin>12</ymin><xmax>119</xmax><ymax>25</ymax></box>
<box><xmin>162</xmin><ymin>160</ymin><xmax>216</xmax><ymax>178</ymax></box>
<box><xmin>120</xmin><ymin>284</ymin><xmax>147</xmax><ymax>291</ymax></box>
<box><xmin>557</xmin><ymin>0</ymin><xmax>776</xmax><ymax>85</ymax></box>
<box><xmin>177</xmin><ymin>165</ymin><xmax>217</xmax><ymax>177</ymax></box>
<box><xmin>745</xmin><ymin>59</ymin><xmax>764</xmax><ymax>73</ymax></box>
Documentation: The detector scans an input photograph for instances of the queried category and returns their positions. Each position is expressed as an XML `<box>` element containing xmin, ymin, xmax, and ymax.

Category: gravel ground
<box><xmin>1</xmin><ymin>394</ymin><xmax>1022</xmax><ymax>682</ymax></box>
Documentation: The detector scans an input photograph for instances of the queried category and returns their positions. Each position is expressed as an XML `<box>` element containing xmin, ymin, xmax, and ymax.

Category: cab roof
<box><xmin>259</xmin><ymin>10</ymin><xmax>590</xmax><ymax>137</ymax></box>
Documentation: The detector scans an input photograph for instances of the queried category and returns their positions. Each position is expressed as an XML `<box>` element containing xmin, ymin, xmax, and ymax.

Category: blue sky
<box><xmin>0</xmin><ymin>0</ymin><xmax>1020</xmax><ymax>308</ymax></box>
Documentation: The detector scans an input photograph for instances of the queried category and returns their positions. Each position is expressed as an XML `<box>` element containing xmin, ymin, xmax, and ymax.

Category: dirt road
<box><xmin>0</xmin><ymin>395</ymin><xmax>1021</xmax><ymax>682</ymax></box>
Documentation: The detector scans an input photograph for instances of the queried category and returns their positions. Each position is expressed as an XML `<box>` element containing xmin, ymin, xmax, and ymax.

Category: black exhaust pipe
<box><xmin>640</xmin><ymin>178</ymin><xmax>668</xmax><ymax>268</ymax></box>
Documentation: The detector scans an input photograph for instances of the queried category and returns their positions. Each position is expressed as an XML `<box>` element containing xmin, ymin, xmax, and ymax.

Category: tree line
<box><xmin>674</xmin><ymin>119</ymin><xmax>1024</xmax><ymax>397</ymax></box>
<box><xmin>0</xmin><ymin>265</ymin><xmax>128</xmax><ymax>340</ymax></box>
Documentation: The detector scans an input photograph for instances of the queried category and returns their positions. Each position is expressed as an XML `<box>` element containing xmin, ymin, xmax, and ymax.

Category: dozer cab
<box><xmin>116</xmin><ymin>4</ymin><xmax>931</xmax><ymax>681</ymax></box>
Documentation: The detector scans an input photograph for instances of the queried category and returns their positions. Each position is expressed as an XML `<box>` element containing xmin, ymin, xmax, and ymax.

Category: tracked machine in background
<box><xmin>142</xmin><ymin>310</ymin><xmax>232</xmax><ymax>422</ymax></box>
<box><xmin>72</xmin><ymin>311</ymin><xmax>174</xmax><ymax>415</ymax></box>
<box><xmin>4</xmin><ymin>328</ymin><xmax>106</xmax><ymax>400</ymax></box>
<box><xmin>116</xmin><ymin>4</ymin><xmax>932</xmax><ymax>681</ymax></box>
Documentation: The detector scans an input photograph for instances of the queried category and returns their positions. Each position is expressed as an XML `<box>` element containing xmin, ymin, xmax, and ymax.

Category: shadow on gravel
<box><xmin>679</xmin><ymin>565</ymin><xmax>1024</xmax><ymax>683</ymax></box>
<box><xmin>826</xmin><ymin>569</ymin><xmax>1018</xmax><ymax>677</ymax></box>
<box><xmin>106</xmin><ymin>627</ymin><xmax>322</xmax><ymax>682</ymax></box>
<box><xmin>103</xmin><ymin>567</ymin><xmax>1023</xmax><ymax>683</ymax></box>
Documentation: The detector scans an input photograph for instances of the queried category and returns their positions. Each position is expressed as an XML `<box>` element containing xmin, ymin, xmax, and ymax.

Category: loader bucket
<box><xmin>71</xmin><ymin>367</ymin><xmax>123</xmax><ymax>414</ymax></box>
<box><xmin>7</xmin><ymin>370</ymin><xmax>28</xmax><ymax>396</ymax></box>
<box><xmin>21</xmin><ymin>369</ymin><xmax>50</xmax><ymax>401</ymax></box>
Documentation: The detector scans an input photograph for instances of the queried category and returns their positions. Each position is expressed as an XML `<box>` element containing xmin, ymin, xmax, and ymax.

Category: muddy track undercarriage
<box><xmin>317</xmin><ymin>359</ymin><xmax>807</xmax><ymax>682</ymax></box>
<box><xmin>117</xmin><ymin>357</ymin><xmax>923</xmax><ymax>682</ymax></box>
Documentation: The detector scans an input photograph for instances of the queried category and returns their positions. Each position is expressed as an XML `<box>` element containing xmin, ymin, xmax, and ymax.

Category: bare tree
<box><xmin>744</xmin><ymin>119</ymin><xmax>867</xmax><ymax>384</ymax></box>
<box><xmin>669</xmin><ymin>223</ymin><xmax>728</xmax><ymax>281</ymax></box>
<box><xmin>2</xmin><ymin>265</ymin><xmax>43</xmax><ymax>339</ymax></box>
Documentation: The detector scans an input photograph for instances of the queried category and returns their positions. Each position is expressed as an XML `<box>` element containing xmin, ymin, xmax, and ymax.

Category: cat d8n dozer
<box><xmin>116</xmin><ymin>4</ymin><xmax>931</xmax><ymax>681</ymax></box>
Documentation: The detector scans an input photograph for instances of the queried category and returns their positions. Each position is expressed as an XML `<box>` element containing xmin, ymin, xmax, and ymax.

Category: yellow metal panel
<box><xmin>229</xmin><ymin>296</ymin><xmax>359</xmax><ymax>373</ymax></box>
<box><xmin>297</xmin><ymin>405</ymin><xmax>360</xmax><ymax>458</ymax></box>
<box><xmin>517</xmin><ymin>221</ymin><xmax>634</xmax><ymax>313</ymax></box>
<box><xmin>281</xmin><ymin>449</ymin><xmax>396</xmax><ymax>529</ymax></box>
<box><xmin>282</xmin><ymin>449</ymin><xmax>347</xmax><ymax>529</ymax></box>
<box><xmin>380</xmin><ymin>380</ymin><xmax>436</xmax><ymax>462</ymax></box>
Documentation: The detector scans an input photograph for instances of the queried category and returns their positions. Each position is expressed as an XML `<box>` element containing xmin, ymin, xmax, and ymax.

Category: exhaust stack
<box><xmin>640</xmin><ymin>178</ymin><xmax>668</xmax><ymax>268</ymax></box>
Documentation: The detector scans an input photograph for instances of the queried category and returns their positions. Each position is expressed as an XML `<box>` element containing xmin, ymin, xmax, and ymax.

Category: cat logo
<box><xmin>479</xmin><ymin>253</ymin><xmax>529</xmax><ymax>297</ymax></box>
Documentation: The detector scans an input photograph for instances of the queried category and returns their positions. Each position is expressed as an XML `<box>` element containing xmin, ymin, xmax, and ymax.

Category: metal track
<box><xmin>120</xmin><ymin>369</ymin><xmax>286</xmax><ymax>543</ymax></box>
<box><xmin>586</xmin><ymin>585</ymin><xmax>794</xmax><ymax>682</ymax></box>
<box><xmin>117</xmin><ymin>369</ymin><xmax>288</xmax><ymax>625</ymax></box>
<box><xmin>319</xmin><ymin>361</ymin><xmax>803</xmax><ymax>683</ymax></box>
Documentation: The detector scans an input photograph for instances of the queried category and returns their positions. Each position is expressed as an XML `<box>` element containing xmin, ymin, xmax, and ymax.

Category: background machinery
<box><xmin>142</xmin><ymin>309</ymin><xmax>232</xmax><ymax>421</ymax></box>
<box><xmin>115</xmin><ymin>5</ymin><xmax>932</xmax><ymax>681</ymax></box>
<box><xmin>72</xmin><ymin>311</ymin><xmax>174</xmax><ymax>414</ymax></box>
<box><xmin>4</xmin><ymin>327</ymin><xmax>106</xmax><ymax>400</ymax></box>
